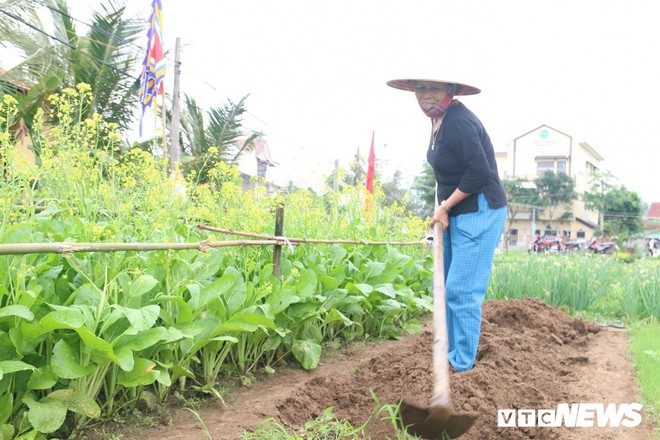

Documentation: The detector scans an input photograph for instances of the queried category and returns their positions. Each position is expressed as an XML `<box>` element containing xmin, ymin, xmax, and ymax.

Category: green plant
<box><xmin>371</xmin><ymin>391</ymin><xmax>423</xmax><ymax>440</ymax></box>
<box><xmin>628</xmin><ymin>322</ymin><xmax>660</xmax><ymax>434</ymax></box>
<box><xmin>242</xmin><ymin>407</ymin><xmax>367</xmax><ymax>440</ymax></box>
<box><xmin>0</xmin><ymin>87</ymin><xmax>432</xmax><ymax>439</ymax></box>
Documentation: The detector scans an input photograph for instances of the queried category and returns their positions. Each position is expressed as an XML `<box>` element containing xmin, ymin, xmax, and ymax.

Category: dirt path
<box><xmin>113</xmin><ymin>298</ymin><xmax>656</xmax><ymax>440</ymax></box>
<box><xmin>555</xmin><ymin>328</ymin><xmax>655</xmax><ymax>440</ymax></box>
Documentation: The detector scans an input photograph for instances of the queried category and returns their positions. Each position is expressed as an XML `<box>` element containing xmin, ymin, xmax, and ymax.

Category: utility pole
<box><xmin>600</xmin><ymin>178</ymin><xmax>605</xmax><ymax>238</ymax></box>
<box><xmin>333</xmin><ymin>159</ymin><xmax>339</xmax><ymax>191</ymax></box>
<box><xmin>169</xmin><ymin>37</ymin><xmax>181</xmax><ymax>171</ymax></box>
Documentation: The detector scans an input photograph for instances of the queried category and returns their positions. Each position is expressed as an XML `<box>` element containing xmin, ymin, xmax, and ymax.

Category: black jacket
<box><xmin>427</xmin><ymin>102</ymin><xmax>507</xmax><ymax>215</ymax></box>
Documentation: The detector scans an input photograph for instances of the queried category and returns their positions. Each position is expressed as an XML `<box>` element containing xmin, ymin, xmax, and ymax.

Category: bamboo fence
<box><xmin>0</xmin><ymin>226</ymin><xmax>426</xmax><ymax>256</ymax></box>
<box><xmin>196</xmin><ymin>224</ymin><xmax>425</xmax><ymax>246</ymax></box>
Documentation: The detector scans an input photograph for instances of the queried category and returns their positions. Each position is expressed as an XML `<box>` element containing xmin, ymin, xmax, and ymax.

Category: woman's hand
<box><xmin>429</xmin><ymin>206</ymin><xmax>449</xmax><ymax>231</ymax></box>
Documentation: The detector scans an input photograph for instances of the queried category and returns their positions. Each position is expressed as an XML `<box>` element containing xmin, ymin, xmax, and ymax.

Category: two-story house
<box><xmin>496</xmin><ymin>124</ymin><xmax>603</xmax><ymax>247</ymax></box>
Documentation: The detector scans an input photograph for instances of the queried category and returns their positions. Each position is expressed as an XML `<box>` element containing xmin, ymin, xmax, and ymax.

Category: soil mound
<box><xmin>130</xmin><ymin>298</ymin><xmax>654</xmax><ymax>439</ymax></box>
<box><xmin>274</xmin><ymin>298</ymin><xmax>600</xmax><ymax>439</ymax></box>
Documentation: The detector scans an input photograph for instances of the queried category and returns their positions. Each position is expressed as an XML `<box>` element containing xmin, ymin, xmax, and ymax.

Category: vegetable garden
<box><xmin>1</xmin><ymin>88</ymin><xmax>658</xmax><ymax>439</ymax></box>
<box><xmin>0</xmin><ymin>87</ymin><xmax>432</xmax><ymax>439</ymax></box>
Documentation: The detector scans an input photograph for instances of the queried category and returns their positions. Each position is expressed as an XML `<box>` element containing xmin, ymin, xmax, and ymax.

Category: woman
<box><xmin>387</xmin><ymin>78</ymin><xmax>507</xmax><ymax>372</ymax></box>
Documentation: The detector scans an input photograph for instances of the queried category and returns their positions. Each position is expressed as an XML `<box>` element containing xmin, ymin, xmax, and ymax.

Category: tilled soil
<box><xmin>118</xmin><ymin>298</ymin><xmax>656</xmax><ymax>439</ymax></box>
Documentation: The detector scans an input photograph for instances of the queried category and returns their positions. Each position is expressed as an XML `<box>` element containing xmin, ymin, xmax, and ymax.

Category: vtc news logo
<box><xmin>498</xmin><ymin>403</ymin><xmax>643</xmax><ymax>428</ymax></box>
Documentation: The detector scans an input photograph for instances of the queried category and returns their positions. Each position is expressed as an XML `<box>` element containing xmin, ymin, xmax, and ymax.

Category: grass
<box><xmin>241</xmin><ymin>407</ymin><xmax>369</xmax><ymax>440</ymax></box>
<box><xmin>628</xmin><ymin>322</ymin><xmax>660</xmax><ymax>437</ymax></box>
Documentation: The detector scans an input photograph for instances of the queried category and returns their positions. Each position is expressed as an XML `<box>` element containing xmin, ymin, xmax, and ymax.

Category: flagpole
<box><xmin>161</xmin><ymin>91</ymin><xmax>167</xmax><ymax>174</ymax></box>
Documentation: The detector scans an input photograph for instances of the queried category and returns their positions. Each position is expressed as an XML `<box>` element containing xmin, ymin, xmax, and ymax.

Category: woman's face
<box><xmin>414</xmin><ymin>82</ymin><xmax>452</xmax><ymax>118</ymax></box>
<box><xmin>414</xmin><ymin>82</ymin><xmax>450</xmax><ymax>105</ymax></box>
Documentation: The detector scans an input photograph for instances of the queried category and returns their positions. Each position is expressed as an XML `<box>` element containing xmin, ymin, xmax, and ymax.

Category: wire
<box><xmin>1</xmin><ymin>9</ymin><xmax>76</xmax><ymax>50</ymax></box>
<box><xmin>1</xmin><ymin>8</ymin><xmax>141</xmax><ymax>81</ymax></box>
<box><xmin>603</xmin><ymin>212</ymin><xmax>644</xmax><ymax>219</ymax></box>
<box><xmin>28</xmin><ymin>0</ymin><xmax>177</xmax><ymax>65</ymax></box>
<box><xmin>8</xmin><ymin>1</ymin><xmax>276</xmax><ymax>143</ymax></box>
<box><xmin>29</xmin><ymin>0</ymin><xmax>137</xmax><ymax>49</ymax></box>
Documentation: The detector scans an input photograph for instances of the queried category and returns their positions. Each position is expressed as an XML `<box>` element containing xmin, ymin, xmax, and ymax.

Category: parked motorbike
<box><xmin>563</xmin><ymin>239</ymin><xmax>584</xmax><ymax>252</ymax></box>
<box><xmin>528</xmin><ymin>235</ymin><xmax>563</xmax><ymax>253</ymax></box>
<box><xmin>587</xmin><ymin>237</ymin><xmax>619</xmax><ymax>254</ymax></box>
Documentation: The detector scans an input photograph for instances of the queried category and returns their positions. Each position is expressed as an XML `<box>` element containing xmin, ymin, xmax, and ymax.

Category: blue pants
<box><xmin>443</xmin><ymin>193</ymin><xmax>506</xmax><ymax>371</ymax></box>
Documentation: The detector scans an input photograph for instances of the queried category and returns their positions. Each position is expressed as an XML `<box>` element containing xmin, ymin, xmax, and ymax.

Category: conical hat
<box><xmin>386</xmin><ymin>78</ymin><xmax>480</xmax><ymax>96</ymax></box>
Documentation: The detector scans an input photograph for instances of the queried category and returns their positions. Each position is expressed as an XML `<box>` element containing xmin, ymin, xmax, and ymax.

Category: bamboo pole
<box><xmin>196</xmin><ymin>224</ymin><xmax>425</xmax><ymax>246</ymax></box>
<box><xmin>161</xmin><ymin>92</ymin><xmax>168</xmax><ymax>174</ymax></box>
<box><xmin>0</xmin><ymin>240</ymin><xmax>282</xmax><ymax>256</ymax></box>
<box><xmin>0</xmin><ymin>228</ymin><xmax>427</xmax><ymax>257</ymax></box>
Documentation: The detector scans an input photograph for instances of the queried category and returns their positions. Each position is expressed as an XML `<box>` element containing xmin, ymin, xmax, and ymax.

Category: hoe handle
<box><xmin>430</xmin><ymin>221</ymin><xmax>451</xmax><ymax>407</ymax></box>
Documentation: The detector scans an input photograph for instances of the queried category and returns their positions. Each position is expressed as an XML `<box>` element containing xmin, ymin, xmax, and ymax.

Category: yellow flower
<box><xmin>76</xmin><ymin>83</ymin><xmax>92</xmax><ymax>94</ymax></box>
<box><xmin>92</xmin><ymin>225</ymin><xmax>104</xmax><ymax>238</ymax></box>
<box><xmin>2</xmin><ymin>95</ymin><xmax>18</xmax><ymax>106</ymax></box>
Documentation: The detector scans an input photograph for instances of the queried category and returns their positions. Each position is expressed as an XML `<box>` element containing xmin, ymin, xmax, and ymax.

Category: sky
<box><xmin>5</xmin><ymin>0</ymin><xmax>660</xmax><ymax>203</ymax></box>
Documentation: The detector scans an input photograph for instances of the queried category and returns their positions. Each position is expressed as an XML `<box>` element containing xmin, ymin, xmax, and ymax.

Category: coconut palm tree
<box><xmin>178</xmin><ymin>93</ymin><xmax>259</xmax><ymax>182</ymax></box>
<box><xmin>0</xmin><ymin>0</ymin><xmax>144</xmax><ymax>135</ymax></box>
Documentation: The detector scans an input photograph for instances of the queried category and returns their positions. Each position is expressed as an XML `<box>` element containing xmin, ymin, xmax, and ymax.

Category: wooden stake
<box><xmin>273</xmin><ymin>204</ymin><xmax>284</xmax><ymax>279</ymax></box>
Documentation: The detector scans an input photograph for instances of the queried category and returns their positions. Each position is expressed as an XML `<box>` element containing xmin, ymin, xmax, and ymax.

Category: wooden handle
<box><xmin>431</xmin><ymin>222</ymin><xmax>451</xmax><ymax>406</ymax></box>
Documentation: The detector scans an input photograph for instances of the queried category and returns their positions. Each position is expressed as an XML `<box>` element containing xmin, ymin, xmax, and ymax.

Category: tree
<box><xmin>502</xmin><ymin>178</ymin><xmax>540</xmax><ymax>244</ymax></box>
<box><xmin>347</xmin><ymin>148</ymin><xmax>366</xmax><ymax>188</ymax></box>
<box><xmin>583</xmin><ymin>170</ymin><xmax>615</xmax><ymax>235</ymax></box>
<box><xmin>602</xmin><ymin>187</ymin><xmax>643</xmax><ymax>239</ymax></box>
<box><xmin>178</xmin><ymin>94</ymin><xmax>258</xmax><ymax>182</ymax></box>
<box><xmin>380</xmin><ymin>169</ymin><xmax>415</xmax><ymax>211</ymax></box>
<box><xmin>325</xmin><ymin>149</ymin><xmax>368</xmax><ymax>192</ymax></box>
<box><xmin>534</xmin><ymin>171</ymin><xmax>577</xmax><ymax>230</ymax></box>
<box><xmin>0</xmin><ymin>0</ymin><xmax>144</xmax><ymax>135</ymax></box>
<box><xmin>411</xmin><ymin>161</ymin><xmax>435</xmax><ymax>216</ymax></box>
<box><xmin>583</xmin><ymin>171</ymin><xmax>642</xmax><ymax>238</ymax></box>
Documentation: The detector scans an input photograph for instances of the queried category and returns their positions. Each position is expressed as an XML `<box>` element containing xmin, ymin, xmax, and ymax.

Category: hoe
<box><xmin>399</xmin><ymin>222</ymin><xmax>479</xmax><ymax>439</ymax></box>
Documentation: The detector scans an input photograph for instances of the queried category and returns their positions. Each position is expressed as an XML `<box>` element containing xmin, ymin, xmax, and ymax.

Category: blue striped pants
<box><xmin>443</xmin><ymin>193</ymin><xmax>506</xmax><ymax>372</ymax></box>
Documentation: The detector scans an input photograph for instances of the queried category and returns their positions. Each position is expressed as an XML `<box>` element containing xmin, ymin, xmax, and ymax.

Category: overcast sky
<box><xmin>9</xmin><ymin>0</ymin><xmax>660</xmax><ymax>203</ymax></box>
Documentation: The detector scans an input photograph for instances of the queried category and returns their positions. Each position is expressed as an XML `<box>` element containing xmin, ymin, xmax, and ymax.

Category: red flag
<box><xmin>366</xmin><ymin>131</ymin><xmax>375</xmax><ymax>193</ymax></box>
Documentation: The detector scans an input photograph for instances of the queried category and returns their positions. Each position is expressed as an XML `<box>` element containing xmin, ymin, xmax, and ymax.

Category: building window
<box><xmin>577</xmin><ymin>230</ymin><xmax>586</xmax><ymax>238</ymax></box>
<box><xmin>509</xmin><ymin>228</ymin><xmax>518</xmax><ymax>237</ymax></box>
<box><xmin>544</xmin><ymin>229</ymin><xmax>557</xmax><ymax>237</ymax></box>
<box><xmin>586</xmin><ymin>161</ymin><xmax>598</xmax><ymax>173</ymax></box>
<box><xmin>557</xmin><ymin>160</ymin><xmax>567</xmax><ymax>173</ymax></box>
<box><xmin>537</xmin><ymin>161</ymin><xmax>554</xmax><ymax>175</ymax></box>
<box><xmin>563</xmin><ymin>230</ymin><xmax>571</xmax><ymax>238</ymax></box>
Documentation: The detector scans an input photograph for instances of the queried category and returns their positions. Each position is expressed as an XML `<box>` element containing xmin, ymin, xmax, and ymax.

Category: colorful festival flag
<box><xmin>138</xmin><ymin>0</ymin><xmax>165</xmax><ymax>136</ymax></box>
<box><xmin>366</xmin><ymin>131</ymin><xmax>375</xmax><ymax>193</ymax></box>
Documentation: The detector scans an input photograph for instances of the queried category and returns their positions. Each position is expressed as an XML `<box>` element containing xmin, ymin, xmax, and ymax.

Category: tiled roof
<box><xmin>0</xmin><ymin>67</ymin><xmax>32</xmax><ymax>91</ymax></box>
<box><xmin>646</xmin><ymin>202</ymin><xmax>660</xmax><ymax>219</ymax></box>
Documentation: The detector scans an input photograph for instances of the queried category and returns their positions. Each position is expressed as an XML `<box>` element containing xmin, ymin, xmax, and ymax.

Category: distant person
<box><xmin>650</xmin><ymin>238</ymin><xmax>660</xmax><ymax>257</ymax></box>
<box><xmin>387</xmin><ymin>78</ymin><xmax>507</xmax><ymax>372</ymax></box>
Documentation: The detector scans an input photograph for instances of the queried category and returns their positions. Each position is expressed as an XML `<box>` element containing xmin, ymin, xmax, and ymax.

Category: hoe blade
<box><xmin>400</xmin><ymin>401</ymin><xmax>478</xmax><ymax>439</ymax></box>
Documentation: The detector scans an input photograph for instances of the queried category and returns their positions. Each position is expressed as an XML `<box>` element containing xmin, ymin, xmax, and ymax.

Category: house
<box><xmin>644</xmin><ymin>202</ymin><xmax>660</xmax><ymax>232</ymax></box>
<box><xmin>235</xmin><ymin>137</ymin><xmax>280</xmax><ymax>194</ymax></box>
<box><xmin>496</xmin><ymin>124</ymin><xmax>603</xmax><ymax>247</ymax></box>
